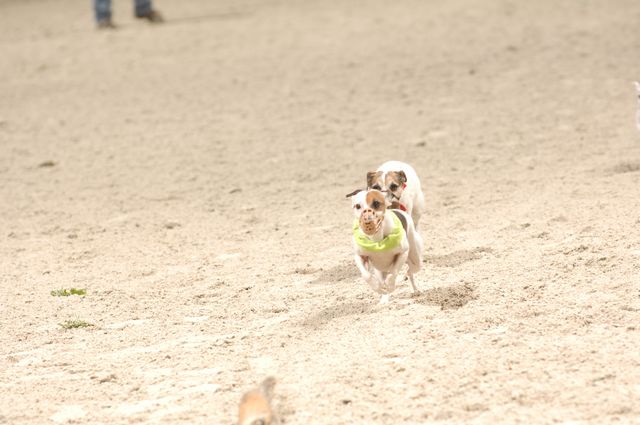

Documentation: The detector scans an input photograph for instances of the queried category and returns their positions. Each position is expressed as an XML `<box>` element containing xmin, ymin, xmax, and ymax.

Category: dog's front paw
<box><xmin>378</xmin><ymin>294</ymin><xmax>390</xmax><ymax>305</ymax></box>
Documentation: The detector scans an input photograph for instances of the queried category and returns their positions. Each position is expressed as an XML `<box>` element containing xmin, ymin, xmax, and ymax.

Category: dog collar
<box><xmin>353</xmin><ymin>213</ymin><xmax>405</xmax><ymax>252</ymax></box>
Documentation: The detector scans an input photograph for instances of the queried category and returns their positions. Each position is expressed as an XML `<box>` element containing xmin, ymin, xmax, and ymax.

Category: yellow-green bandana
<box><xmin>353</xmin><ymin>213</ymin><xmax>404</xmax><ymax>252</ymax></box>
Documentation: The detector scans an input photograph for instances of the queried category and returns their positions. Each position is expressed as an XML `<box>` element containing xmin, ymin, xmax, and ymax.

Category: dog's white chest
<box><xmin>356</xmin><ymin>242</ymin><xmax>408</xmax><ymax>272</ymax></box>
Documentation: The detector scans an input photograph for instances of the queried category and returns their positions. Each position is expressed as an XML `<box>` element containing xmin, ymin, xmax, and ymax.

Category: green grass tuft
<box><xmin>59</xmin><ymin>320</ymin><xmax>93</xmax><ymax>329</ymax></box>
<box><xmin>51</xmin><ymin>288</ymin><xmax>86</xmax><ymax>297</ymax></box>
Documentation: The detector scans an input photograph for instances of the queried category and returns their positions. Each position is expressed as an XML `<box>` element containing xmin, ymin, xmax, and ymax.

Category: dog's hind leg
<box><xmin>407</xmin><ymin>271</ymin><xmax>420</xmax><ymax>294</ymax></box>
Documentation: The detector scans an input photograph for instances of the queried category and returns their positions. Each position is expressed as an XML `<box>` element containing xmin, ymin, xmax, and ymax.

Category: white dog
<box><xmin>366</xmin><ymin>161</ymin><xmax>425</xmax><ymax>228</ymax></box>
<box><xmin>349</xmin><ymin>189</ymin><xmax>423</xmax><ymax>303</ymax></box>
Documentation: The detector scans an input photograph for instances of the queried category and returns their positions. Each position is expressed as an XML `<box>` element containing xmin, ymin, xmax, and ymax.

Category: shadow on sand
<box><xmin>308</xmin><ymin>262</ymin><xmax>359</xmax><ymax>285</ymax></box>
<box><xmin>165</xmin><ymin>11</ymin><xmax>250</xmax><ymax>25</ymax></box>
<box><xmin>399</xmin><ymin>282</ymin><xmax>477</xmax><ymax>310</ymax></box>
<box><xmin>299</xmin><ymin>300</ymin><xmax>375</xmax><ymax>328</ymax></box>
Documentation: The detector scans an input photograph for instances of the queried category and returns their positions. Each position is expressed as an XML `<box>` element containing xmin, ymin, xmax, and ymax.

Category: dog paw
<box><xmin>378</xmin><ymin>294</ymin><xmax>390</xmax><ymax>305</ymax></box>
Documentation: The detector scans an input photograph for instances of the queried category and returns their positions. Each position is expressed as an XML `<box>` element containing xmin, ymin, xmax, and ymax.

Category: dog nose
<box><xmin>361</xmin><ymin>208</ymin><xmax>375</xmax><ymax>221</ymax></box>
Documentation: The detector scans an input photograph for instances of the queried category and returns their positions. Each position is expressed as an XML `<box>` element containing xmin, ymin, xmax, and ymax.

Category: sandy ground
<box><xmin>1</xmin><ymin>0</ymin><xmax>640</xmax><ymax>423</ymax></box>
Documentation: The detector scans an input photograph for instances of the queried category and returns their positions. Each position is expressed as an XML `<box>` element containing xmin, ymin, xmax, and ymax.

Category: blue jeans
<box><xmin>94</xmin><ymin>0</ymin><xmax>152</xmax><ymax>21</ymax></box>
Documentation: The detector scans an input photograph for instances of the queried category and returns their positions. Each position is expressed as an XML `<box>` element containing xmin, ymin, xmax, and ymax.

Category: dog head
<box><xmin>349</xmin><ymin>189</ymin><xmax>387</xmax><ymax>236</ymax></box>
<box><xmin>366</xmin><ymin>170</ymin><xmax>407</xmax><ymax>203</ymax></box>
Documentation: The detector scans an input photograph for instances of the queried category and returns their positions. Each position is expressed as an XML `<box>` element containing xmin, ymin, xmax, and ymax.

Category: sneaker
<box><xmin>136</xmin><ymin>10</ymin><xmax>164</xmax><ymax>23</ymax></box>
<box><xmin>97</xmin><ymin>18</ymin><xmax>116</xmax><ymax>29</ymax></box>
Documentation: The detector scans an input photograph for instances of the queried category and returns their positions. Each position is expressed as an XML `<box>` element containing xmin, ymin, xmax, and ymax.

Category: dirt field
<box><xmin>1</xmin><ymin>0</ymin><xmax>640</xmax><ymax>423</ymax></box>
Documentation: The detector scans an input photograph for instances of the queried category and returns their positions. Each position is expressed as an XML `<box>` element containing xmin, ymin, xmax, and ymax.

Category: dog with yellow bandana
<box><xmin>349</xmin><ymin>189</ymin><xmax>423</xmax><ymax>303</ymax></box>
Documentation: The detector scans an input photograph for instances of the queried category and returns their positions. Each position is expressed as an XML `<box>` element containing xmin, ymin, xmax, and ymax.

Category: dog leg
<box><xmin>369</xmin><ymin>269</ymin><xmax>385</xmax><ymax>294</ymax></box>
<box><xmin>354</xmin><ymin>254</ymin><xmax>371</xmax><ymax>281</ymax></box>
<box><xmin>381</xmin><ymin>252</ymin><xmax>408</xmax><ymax>294</ymax></box>
<box><xmin>408</xmin><ymin>271</ymin><xmax>420</xmax><ymax>294</ymax></box>
<box><xmin>382</xmin><ymin>275</ymin><xmax>396</xmax><ymax>294</ymax></box>
<box><xmin>377</xmin><ymin>276</ymin><xmax>390</xmax><ymax>304</ymax></box>
<box><xmin>354</xmin><ymin>255</ymin><xmax>383</xmax><ymax>293</ymax></box>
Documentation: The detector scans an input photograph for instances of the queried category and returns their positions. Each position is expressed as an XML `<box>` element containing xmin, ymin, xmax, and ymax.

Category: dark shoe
<box><xmin>136</xmin><ymin>10</ymin><xmax>164</xmax><ymax>23</ymax></box>
<box><xmin>97</xmin><ymin>18</ymin><xmax>116</xmax><ymax>29</ymax></box>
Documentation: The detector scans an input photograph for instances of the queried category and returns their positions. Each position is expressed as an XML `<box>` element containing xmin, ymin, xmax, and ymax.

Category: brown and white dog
<box><xmin>366</xmin><ymin>161</ymin><xmax>425</xmax><ymax>228</ymax></box>
<box><xmin>350</xmin><ymin>189</ymin><xmax>423</xmax><ymax>304</ymax></box>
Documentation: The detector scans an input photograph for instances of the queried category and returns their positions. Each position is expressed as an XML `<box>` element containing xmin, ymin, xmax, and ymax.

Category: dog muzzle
<box><xmin>359</xmin><ymin>208</ymin><xmax>383</xmax><ymax>236</ymax></box>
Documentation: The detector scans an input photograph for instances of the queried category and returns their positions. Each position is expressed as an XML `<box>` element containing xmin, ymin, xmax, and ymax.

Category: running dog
<box><xmin>349</xmin><ymin>189</ymin><xmax>423</xmax><ymax>303</ymax></box>
<box><xmin>366</xmin><ymin>161</ymin><xmax>425</xmax><ymax>227</ymax></box>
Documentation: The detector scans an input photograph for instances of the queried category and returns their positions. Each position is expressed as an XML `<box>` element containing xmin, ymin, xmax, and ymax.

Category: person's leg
<box><xmin>94</xmin><ymin>0</ymin><xmax>112</xmax><ymax>22</ymax></box>
<box><xmin>133</xmin><ymin>0</ymin><xmax>152</xmax><ymax>17</ymax></box>
<box><xmin>134</xmin><ymin>0</ymin><xmax>163</xmax><ymax>22</ymax></box>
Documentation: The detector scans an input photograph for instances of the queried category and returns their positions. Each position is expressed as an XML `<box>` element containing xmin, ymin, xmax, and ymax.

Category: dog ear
<box><xmin>366</xmin><ymin>171</ymin><xmax>379</xmax><ymax>188</ymax></box>
<box><xmin>396</xmin><ymin>171</ymin><xmax>407</xmax><ymax>184</ymax></box>
<box><xmin>345</xmin><ymin>189</ymin><xmax>363</xmax><ymax>198</ymax></box>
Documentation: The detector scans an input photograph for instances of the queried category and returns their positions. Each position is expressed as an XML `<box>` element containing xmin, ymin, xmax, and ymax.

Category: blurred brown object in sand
<box><xmin>238</xmin><ymin>376</ymin><xmax>277</xmax><ymax>425</ymax></box>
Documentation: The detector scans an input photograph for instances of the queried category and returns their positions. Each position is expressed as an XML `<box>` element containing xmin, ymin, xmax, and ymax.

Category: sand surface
<box><xmin>1</xmin><ymin>0</ymin><xmax>640</xmax><ymax>423</ymax></box>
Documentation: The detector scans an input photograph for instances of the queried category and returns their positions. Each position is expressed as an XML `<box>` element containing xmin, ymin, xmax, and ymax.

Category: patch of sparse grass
<box><xmin>59</xmin><ymin>320</ymin><xmax>93</xmax><ymax>329</ymax></box>
<box><xmin>51</xmin><ymin>288</ymin><xmax>86</xmax><ymax>297</ymax></box>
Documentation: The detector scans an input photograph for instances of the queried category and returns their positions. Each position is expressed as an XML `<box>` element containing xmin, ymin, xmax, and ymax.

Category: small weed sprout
<box><xmin>51</xmin><ymin>288</ymin><xmax>86</xmax><ymax>297</ymax></box>
<box><xmin>59</xmin><ymin>320</ymin><xmax>93</xmax><ymax>329</ymax></box>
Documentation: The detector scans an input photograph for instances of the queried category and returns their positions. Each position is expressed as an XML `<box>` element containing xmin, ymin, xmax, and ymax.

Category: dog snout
<box><xmin>361</xmin><ymin>208</ymin><xmax>376</xmax><ymax>222</ymax></box>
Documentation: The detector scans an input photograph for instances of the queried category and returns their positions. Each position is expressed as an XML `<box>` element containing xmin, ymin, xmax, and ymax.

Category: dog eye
<box><xmin>355</xmin><ymin>204</ymin><xmax>361</xmax><ymax>209</ymax></box>
<box><xmin>372</xmin><ymin>200</ymin><xmax>381</xmax><ymax>209</ymax></box>
<box><xmin>389</xmin><ymin>183</ymin><xmax>398</xmax><ymax>191</ymax></box>
<box><xmin>372</xmin><ymin>185</ymin><xmax>381</xmax><ymax>190</ymax></box>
